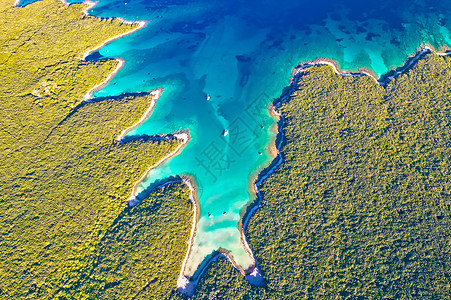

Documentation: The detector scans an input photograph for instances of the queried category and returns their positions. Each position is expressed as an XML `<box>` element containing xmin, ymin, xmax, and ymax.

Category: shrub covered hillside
<box><xmin>195</xmin><ymin>54</ymin><xmax>451</xmax><ymax>299</ymax></box>
<box><xmin>0</xmin><ymin>0</ymin><xmax>192</xmax><ymax>298</ymax></box>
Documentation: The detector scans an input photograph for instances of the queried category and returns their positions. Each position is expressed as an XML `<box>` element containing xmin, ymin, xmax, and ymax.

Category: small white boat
<box><xmin>206</xmin><ymin>94</ymin><xmax>211</xmax><ymax>101</ymax></box>
<box><xmin>222</xmin><ymin>129</ymin><xmax>228</xmax><ymax>136</ymax></box>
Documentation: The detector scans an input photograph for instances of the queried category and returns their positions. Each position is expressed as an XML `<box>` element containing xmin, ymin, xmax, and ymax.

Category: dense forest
<box><xmin>2</xmin><ymin>0</ymin><xmax>451</xmax><ymax>299</ymax></box>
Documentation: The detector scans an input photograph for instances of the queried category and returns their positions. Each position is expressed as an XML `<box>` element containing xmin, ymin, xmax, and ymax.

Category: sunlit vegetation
<box><xmin>195</xmin><ymin>54</ymin><xmax>451</xmax><ymax>299</ymax></box>
<box><xmin>0</xmin><ymin>0</ymin><xmax>192</xmax><ymax>298</ymax></box>
<box><xmin>67</xmin><ymin>184</ymin><xmax>193</xmax><ymax>300</ymax></box>
<box><xmin>3</xmin><ymin>0</ymin><xmax>451</xmax><ymax>298</ymax></box>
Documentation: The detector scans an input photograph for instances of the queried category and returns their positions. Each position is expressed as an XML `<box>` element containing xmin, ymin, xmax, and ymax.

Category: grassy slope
<box><xmin>0</xmin><ymin>0</ymin><xmax>192</xmax><ymax>298</ymax></box>
<box><xmin>194</xmin><ymin>54</ymin><xmax>451</xmax><ymax>299</ymax></box>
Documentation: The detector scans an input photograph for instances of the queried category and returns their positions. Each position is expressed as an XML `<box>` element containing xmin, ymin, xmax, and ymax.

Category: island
<box><xmin>1</xmin><ymin>0</ymin><xmax>451</xmax><ymax>299</ymax></box>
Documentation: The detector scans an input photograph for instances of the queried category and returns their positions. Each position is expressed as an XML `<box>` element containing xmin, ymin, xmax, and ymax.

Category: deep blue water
<box><xmin>18</xmin><ymin>0</ymin><xmax>451</xmax><ymax>284</ymax></box>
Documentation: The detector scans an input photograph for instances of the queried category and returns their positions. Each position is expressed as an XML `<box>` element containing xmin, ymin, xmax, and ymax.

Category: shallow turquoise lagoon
<box><xmin>19</xmin><ymin>0</ymin><xmax>451</xmax><ymax>284</ymax></box>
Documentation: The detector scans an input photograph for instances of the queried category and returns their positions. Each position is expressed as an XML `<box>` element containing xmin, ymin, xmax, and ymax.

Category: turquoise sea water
<box><xmin>19</xmin><ymin>0</ymin><xmax>451</xmax><ymax>284</ymax></box>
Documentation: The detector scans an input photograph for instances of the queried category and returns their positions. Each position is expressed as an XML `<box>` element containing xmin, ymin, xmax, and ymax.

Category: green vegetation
<box><xmin>70</xmin><ymin>184</ymin><xmax>193</xmax><ymax>300</ymax></box>
<box><xmin>0</xmin><ymin>0</ymin><xmax>192</xmax><ymax>298</ymax></box>
<box><xmin>3</xmin><ymin>0</ymin><xmax>451</xmax><ymax>299</ymax></box>
<box><xmin>195</xmin><ymin>54</ymin><xmax>451</xmax><ymax>299</ymax></box>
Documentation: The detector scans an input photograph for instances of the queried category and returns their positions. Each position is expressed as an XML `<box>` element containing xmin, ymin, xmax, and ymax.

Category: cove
<box><xmin>18</xmin><ymin>0</ymin><xmax>451</xmax><ymax>295</ymax></box>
